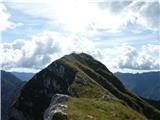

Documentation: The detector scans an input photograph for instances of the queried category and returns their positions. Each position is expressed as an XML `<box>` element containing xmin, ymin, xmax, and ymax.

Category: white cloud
<box><xmin>1</xmin><ymin>30</ymin><xmax>159</xmax><ymax>71</ymax></box>
<box><xmin>0</xmin><ymin>3</ymin><xmax>23</xmax><ymax>32</ymax></box>
<box><xmin>1</xmin><ymin>30</ymin><xmax>95</xmax><ymax>70</ymax></box>
<box><xmin>127</xmin><ymin>0</ymin><xmax>160</xmax><ymax>31</ymax></box>
<box><xmin>0</xmin><ymin>3</ymin><xmax>13</xmax><ymax>31</ymax></box>
<box><xmin>100</xmin><ymin>43</ymin><xmax>160</xmax><ymax>70</ymax></box>
<box><xmin>5</xmin><ymin>0</ymin><xmax>159</xmax><ymax>33</ymax></box>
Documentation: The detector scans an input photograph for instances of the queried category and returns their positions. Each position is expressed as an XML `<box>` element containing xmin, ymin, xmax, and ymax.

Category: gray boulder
<box><xmin>44</xmin><ymin>94</ymin><xmax>69</xmax><ymax>120</ymax></box>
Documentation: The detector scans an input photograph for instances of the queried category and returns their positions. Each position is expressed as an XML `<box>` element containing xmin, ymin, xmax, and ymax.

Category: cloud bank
<box><xmin>1</xmin><ymin>30</ymin><xmax>159</xmax><ymax>71</ymax></box>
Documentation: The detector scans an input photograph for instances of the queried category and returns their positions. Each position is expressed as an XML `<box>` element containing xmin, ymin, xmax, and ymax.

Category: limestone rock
<box><xmin>74</xmin><ymin>75</ymin><xmax>88</xmax><ymax>85</ymax></box>
<box><xmin>44</xmin><ymin>94</ymin><xmax>69</xmax><ymax>120</ymax></box>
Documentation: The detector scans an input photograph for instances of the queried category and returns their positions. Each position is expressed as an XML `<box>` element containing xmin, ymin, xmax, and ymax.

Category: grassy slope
<box><xmin>67</xmin><ymin>97</ymin><xmax>147</xmax><ymax>120</ymax></box>
<box><xmin>60</xmin><ymin>53</ymin><xmax>160</xmax><ymax>120</ymax></box>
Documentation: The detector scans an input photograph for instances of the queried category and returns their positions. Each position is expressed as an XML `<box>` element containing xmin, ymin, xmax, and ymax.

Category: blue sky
<box><xmin>1</xmin><ymin>0</ymin><xmax>160</xmax><ymax>73</ymax></box>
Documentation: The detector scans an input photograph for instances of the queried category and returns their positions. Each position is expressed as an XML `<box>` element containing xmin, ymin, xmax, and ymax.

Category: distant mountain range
<box><xmin>7</xmin><ymin>53</ymin><xmax>160</xmax><ymax>120</ymax></box>
<box><xmin>115</xmin><ymin>72</ymin><xmax>160</xmax><ymax>100</ymax></box>
<box><xmin>1</xmin><ymin>71</ymin><xmax>24</xmax><ymax>120</ymax></box>
<box><xmin>11</xmin><ymin>72</ymin><xmax>34</xmax><ymax>81</ymax></box>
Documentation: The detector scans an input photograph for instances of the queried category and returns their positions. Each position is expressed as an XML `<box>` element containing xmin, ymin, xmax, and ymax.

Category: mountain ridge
<box><xmin>115</xmin><ymin>72</ymin><xmax>160</xmax><ymax>100</ymax></box>
<box><xmin>11</xmin><ymin>72</ymin><xmax>34</xmax><ymax>81</ymax></box>
<box><xmin>9</xmin><ymin>53</ymin><xmax>160</xmax><ymax>120</ymax></box>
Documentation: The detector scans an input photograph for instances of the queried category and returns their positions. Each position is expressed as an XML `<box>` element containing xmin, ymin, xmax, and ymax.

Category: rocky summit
<box><xmin>9</xmin><ymin>53</ymin><xmax>160</xmax><ymax>120</ymax></box>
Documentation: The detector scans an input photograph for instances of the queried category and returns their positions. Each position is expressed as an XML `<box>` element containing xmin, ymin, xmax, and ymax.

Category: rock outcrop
<box><xmin>44</xmin><ymin>94</ymin><xmax>68</xmax><ymax>120</ymax></box>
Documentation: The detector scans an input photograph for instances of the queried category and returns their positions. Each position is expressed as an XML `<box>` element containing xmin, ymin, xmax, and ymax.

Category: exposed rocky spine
<box><xmin>44</xmin><ymin>94</ymin><xmax>69</xmax><ymax>120</ymax></box>
<box><xmin>9</xmin><ymin>60</ymin><xmax>77</xmax><ymax>120</ymax></box>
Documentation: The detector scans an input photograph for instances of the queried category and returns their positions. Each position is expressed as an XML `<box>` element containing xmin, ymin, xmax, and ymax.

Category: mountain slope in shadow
<box><xmin>1</xmin><ymin>71</ymin><xmax>24</xmax><ymax>120</ymax></box>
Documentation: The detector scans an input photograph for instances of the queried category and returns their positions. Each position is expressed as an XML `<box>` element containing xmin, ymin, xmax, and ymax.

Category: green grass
<box><xmin>66</xmin><ymin>97</ymin><xmax>147</xmax><ymax>120</ymax></box>
<box><xmin>60</xmin><ymin>56</ymin><xmax>115</xmax><ymax>99</ymax></box>
<box><xmin>70</xmin><ymin>71</ymin><xmax>115</xmax><ymax>99</ymax></box>
<box><xmin>60</xmin><ymin>54</ymin><xmax>160</xmax><ymax>119</ymax></box>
